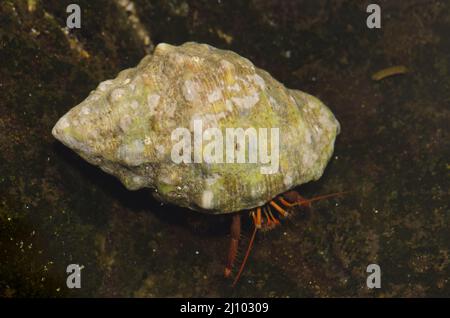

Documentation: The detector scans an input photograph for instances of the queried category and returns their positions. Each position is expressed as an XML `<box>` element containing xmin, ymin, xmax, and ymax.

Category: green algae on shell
<box><xmin>52</xmin><ymin>42</ymin><xmax>340</xmax><ymax>214</ymax></box>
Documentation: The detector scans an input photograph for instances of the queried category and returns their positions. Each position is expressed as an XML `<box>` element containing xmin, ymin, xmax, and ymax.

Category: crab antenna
<box><xmin>232</xmin><ymin>225</ymin><xmax>258</xmax><ymax>287</ymax></box>
<box><xmin>292</xmin><ymin>191</ymin><xmax>349</xmax><ymax>206</ymax></box>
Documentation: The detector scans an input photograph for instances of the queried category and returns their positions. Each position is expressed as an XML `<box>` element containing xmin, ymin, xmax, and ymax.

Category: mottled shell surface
<box><xmin>52</xmin><ymin>42</ymin><xmax>340</xmax><ymax>214</ymax></box>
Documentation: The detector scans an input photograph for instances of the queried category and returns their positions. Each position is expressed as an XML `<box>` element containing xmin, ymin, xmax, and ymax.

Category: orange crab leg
<box><xmin>251</xmin><ymin>210</ymin><xmax>257</xmax><ymax>225</ymax></box>
<box><xmin>255</xmin><ymin>207</ymin><xmax>262</xmax><ymax>229</ymax></box>
<box><xmin>262</xmin><ymin>207</ymin><xmax>273</xmax><ymax>228</ymax></box>
<box><xmin>269</xmin><ymin>200</ymin><xmax>288</xmax><ymax>217</ymax></box>
<box><xmin>224</xmin><ymin>213</ymin><xmax>241</xmax><ymax>278</ymax></box>
<box><xmin>278</xmin><ymin>196</ymin><xmax>295</xmax><ymax>207</ymax></box>
<box><xmin>281</xmin><ymin>191</ymin><xmax>312</xmax><ymax>208</ymax></box>
<box><xmin>267</xmin><ymin>207</ymin><xmax>280</xmax><ymax>225</ymax></box>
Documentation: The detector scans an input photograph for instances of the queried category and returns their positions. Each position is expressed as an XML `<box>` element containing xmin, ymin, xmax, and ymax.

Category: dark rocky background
<box><xmin>0</xmin><ymin>0</ymin><xmax>448</xmax><ymax>297</ymax></box>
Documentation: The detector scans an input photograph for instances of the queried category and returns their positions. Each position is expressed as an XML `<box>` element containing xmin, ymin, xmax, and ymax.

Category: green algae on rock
<box><xmin>52</xmin><ymin>42</ymin><xmax>340</xmax><ymax>214</ymax></box>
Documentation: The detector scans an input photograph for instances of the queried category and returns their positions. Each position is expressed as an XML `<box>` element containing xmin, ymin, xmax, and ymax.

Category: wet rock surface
<box><xmin>0</xmin><ymin>0</ymin><xmax>449</xmax><ymax>297</ymax></box>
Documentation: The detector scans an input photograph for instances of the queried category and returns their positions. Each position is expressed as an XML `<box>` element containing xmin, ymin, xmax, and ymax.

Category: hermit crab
<box><xmin>52</xmin><ymin>42</ymin><xmax>341</xmax><ymax>285</ymax></box>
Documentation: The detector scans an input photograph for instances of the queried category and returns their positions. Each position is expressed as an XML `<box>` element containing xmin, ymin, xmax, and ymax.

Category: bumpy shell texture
<box><xmin>52</xmin><ymin>42</ymin><xmax>340</xmax><ymax>214</ymax></box>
